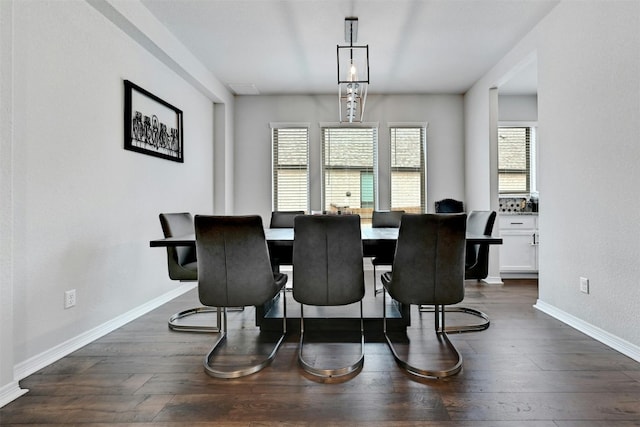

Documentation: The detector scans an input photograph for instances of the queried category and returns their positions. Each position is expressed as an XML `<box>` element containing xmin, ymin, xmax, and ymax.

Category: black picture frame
<box><xmin>124</xmin><ymin>80</ymin><xmax>184</xmax><ymax>163</ymax></box>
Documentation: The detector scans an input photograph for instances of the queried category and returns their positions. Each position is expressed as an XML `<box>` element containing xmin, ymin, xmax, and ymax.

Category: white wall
<box><xmin>0</xmin><ymin>0</ymin><xmax>22</xmax><ymax>405</ymax></box>
<box><xmin>465</xmin><ymin>66</ymin><xmax>540</xmax><ymax>212</ymax></box>
<box><xmin>535</xmin><ymin>1</ymin><xmax>640</xmax><ymax>348</ymax></box>
<box><xmin>467</xmin><ymin>0</ymin><xmax>640</xmax><ymax>356</ymax></box>
<box><xmin>233</xmin><ymin>94</ymin><xmax>465</xmax><ymax>222</ymax></box>
<box><xmin>498</xmin><ymin>95</ymin><xmax>538</xmax><ymax>122</ymax></box>
<box><xmin>464</xmin><ymin>88</ymin><xmax>493</xmax><ymax>211</ymax></box>
<box><xmin>1</xmin><ymin>0</ymin><xmax>220</xmax><ymax>404</ymax></box>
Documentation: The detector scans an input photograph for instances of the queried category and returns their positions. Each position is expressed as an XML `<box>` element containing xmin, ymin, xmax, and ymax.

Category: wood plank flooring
<box><xmin>2</xmin><ymin>276</ymin><xmax>640</xmax><ymax>426</ymax></box>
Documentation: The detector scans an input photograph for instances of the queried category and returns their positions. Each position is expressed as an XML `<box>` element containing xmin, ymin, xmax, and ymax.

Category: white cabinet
<box><xmin>499</xmin><ymin>214</ymin><xmax>539</xmax><ymax>274</ymax></box>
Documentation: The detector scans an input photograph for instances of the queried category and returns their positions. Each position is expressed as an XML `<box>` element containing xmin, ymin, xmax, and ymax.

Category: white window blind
<box><xmin>390</xmin><ymin>126</ymin><xmax>426</xmax><ymax>213</ymax></box>
<box><xmin>321</xmin><ymin>127</ymin><xmax>377</xmax><ymax>222</ymax></box>
<box><xmin>498</xmin><ymin>127</ymin><xmax>531</xmax><ymax>194</ymax></box>
<box><xmin>272</xmin><ymin>126</ymin><xmax>309</xmax><ymax>211</ymax></box>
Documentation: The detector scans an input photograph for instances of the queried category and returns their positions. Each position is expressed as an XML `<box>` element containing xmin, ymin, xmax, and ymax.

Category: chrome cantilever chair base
<box><xmin>372</xmin><ymin>265</ymin><xmax>386</xmax><ymax>295</ymax></box>
<box><xmin>384</xmin><ymin>294</ymin><xmax>462</xmax><ymax>379</ymax></box>
<box><xmin>297</xmin><ymin>301</ymin><xmax>365</xmax><ymax>379</ymax></box>
<box><xmin>203</xmin><ymin>293</ymin><xmax>287</xmax><ymax>379</ymax></box>
<box><xmin>418</xmin><ymin>305</ymin><xmax>490</xmax><ymax>333</ymax></box>
<box><xmin>384</xmin><ymin>332</ymin><xmax>462</xmax><ymax>379</ymax></box>
<box><xmin>168</xmin><ymin>305</ymin><xmax>245</xmax><ymax>333</ymax></box>
<box><xmin>168</xmin><ymin>306</ymin><xmax>221</xmax><ymax>332</ymax></box>
<box><xmin>204</xmin><ymin>332</ymin><xmax>287</xmax><ymax>379</ymax></box>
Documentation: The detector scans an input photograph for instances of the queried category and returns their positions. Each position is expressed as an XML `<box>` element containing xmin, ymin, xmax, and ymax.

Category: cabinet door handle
<box><xmin>510</xmin><ymin>222</ymin><xmax>524</xmax><ymax>225</ymax></box>
<box><xmin>531</xmin><ymin>233</ymin><xmax>539</xmax><ymax>246</ymax></box>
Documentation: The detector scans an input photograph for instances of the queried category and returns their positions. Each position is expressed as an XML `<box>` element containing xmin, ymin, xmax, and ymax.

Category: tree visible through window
<box><xmin>390</xmin><ymin>126</ymin><xmax>426</xmax><ymax>213</ymax></box>
<box><xmin>272</xmin><ymin>126</ymin><xmax>309</xmax><ymax>211</ymax></box>
<box><xmin>322</xmin><ymin>127</ymin><xmax>377</xmax><ymax>222</ymax></box>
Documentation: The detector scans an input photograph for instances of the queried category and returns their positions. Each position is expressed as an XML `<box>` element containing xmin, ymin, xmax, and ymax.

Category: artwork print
<box><xmin>124</xmin><ymin>80</ymin><xmax>184</xmax><ymax>162</ymax></box>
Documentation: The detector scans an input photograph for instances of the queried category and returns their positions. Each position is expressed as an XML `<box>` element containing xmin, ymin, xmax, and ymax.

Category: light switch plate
<box><xmin>580</xmin><ymin>277</ymin><xmax>589</xmax><ymax>294</ymax></box>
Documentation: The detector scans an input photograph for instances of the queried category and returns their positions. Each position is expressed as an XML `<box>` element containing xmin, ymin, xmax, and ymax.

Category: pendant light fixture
<box><xmin>337</xmin><ymin>17</ymin><xmax>369</xmax><ymax>123</ymax></box>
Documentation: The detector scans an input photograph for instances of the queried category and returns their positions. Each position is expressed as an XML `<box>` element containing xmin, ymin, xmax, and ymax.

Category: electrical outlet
<box><xmin>64</xmin><ymin>289</ymin><xmax>76</xmax><ymax>309</ymax></box>
<box><xmin>579</xmin><ymin>277</ymin><xmax>589</xmax><ymax>294</ymax></box>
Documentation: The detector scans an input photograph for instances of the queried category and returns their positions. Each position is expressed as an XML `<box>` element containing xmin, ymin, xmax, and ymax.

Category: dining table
<box><xmin>149</xmin><ymin>226</ymin><xmax>503</xmax><ymax>248</ymax></box>
<box><xmin>150</xmin><ymin>226</ymin><xmax>502</xmax><ymax>337</ymax></box>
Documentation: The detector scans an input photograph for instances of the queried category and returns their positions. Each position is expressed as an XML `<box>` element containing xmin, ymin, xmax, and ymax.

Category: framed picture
<box><xmin>124</xmin><ymin>80</ymin><xmax>184</xmax><ymax>163</ymax></box>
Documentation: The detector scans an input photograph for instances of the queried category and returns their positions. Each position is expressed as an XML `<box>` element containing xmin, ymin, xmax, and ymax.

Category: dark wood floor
<box><xmin>2</xmin><ymin>275</ymin><xmax>640</xmax><ymax>426</ymax></box>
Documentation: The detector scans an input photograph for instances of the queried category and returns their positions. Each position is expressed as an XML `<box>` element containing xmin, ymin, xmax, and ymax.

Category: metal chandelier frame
<box><xmin>337</xmin><ymin>17</ymin><xmax>369</xmax><ymax>123</ymax></box>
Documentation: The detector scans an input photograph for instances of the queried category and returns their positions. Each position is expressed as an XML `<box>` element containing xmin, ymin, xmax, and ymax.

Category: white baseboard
<box><xmin>0</xmin><ymin>381</ymin><xmax>28</xmax><ymax>408</ymax></box>
<box><xmin>482</xmin><ymin>276</ymin><xmax>504</xmax><ymax>285</ymax></box>
<box><xmin>13</xmin><ymin>283</ymin><xmax>196</xmax><ymax>382</ymax></box>
<box><xmin>534</xmin><ymin>299</ymin><xmax>640</xmax><ymax>363</ymax></box>
<box><xmin>501</xmin><ymin>272</ymin><xmax>539</xmax><ymax>279</ymax></box>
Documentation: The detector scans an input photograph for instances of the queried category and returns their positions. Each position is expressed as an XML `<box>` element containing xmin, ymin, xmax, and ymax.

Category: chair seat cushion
<box><xmin>273</xmin><ymin>272</ymin><xmax>288</xmax><ymax>288</ymax></box>
<box><xmin>381</xmin><ymin>271</ymin><xmax>392</xmax><ymax>286</ymax></box>
<box><xmin>183</xmin><ymin>261</ymin><xmax>197</xmax><ymax>272</ymax></box>
<box><xmin>171</xmin><ymin>260</ymin><xmax>197</xmax><ymax>281</ymax></box>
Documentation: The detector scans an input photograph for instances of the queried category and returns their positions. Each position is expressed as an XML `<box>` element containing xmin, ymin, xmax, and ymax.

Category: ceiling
<box><xmin>141</xmin><ymin>0</ymin><xmax>557</xmax><ymax>96</ymax></box>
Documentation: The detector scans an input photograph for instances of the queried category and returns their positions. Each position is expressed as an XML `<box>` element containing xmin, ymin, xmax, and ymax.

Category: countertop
<box><xmin>499</xmin><ymin>212</ymin><xmax>538</xmax><ymax>215</ymax></box>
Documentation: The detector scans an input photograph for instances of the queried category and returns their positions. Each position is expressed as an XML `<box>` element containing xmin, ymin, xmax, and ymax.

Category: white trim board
<box><xmin>13</xmin><ymin>283</ymin><xmax>196</xmax><ymax>382</ymax></box>
<box><xmin>0</xmin><ymin>381</ymin><xmax>28</xmax><ymax>409</ymax></box>
<box><xmin>482</xmin><ymin>276</ymin><xmax>504</xmax><ymax>285</ymax></box>
<box><xmin>534</xmin><ymin>299</ymin><xmax>640</xmax><ymax>363</ymax></box>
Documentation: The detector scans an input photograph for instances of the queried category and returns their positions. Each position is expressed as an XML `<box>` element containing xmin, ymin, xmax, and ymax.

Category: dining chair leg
<box><xmin>169</xmin><ymin>305</ymin><xmax>244</xmax><ymax>333</ymax></box>
<box><xmin>203</xmin><ymin>290</ymin><xmax>287</xmax><ymax>379</ymax></box>
<box><xmin>418</xmin><ymin>305</ymin><xmax>490</xmax><ymax>332</ymax></box>
<box><xmin>383</xmin><ymin>292</ymin><xmax>463</xmax><ymax>379</ymax></box>
<box><xmin>297</xmin><ymin>301</ymin><xmax>365</xmax><ymax>379</ymax></box>
<box><xmin>168</xmin><ymin>306</ymin><xmax>221</xmax><ymax>332</ymax></box>
<box><xmin>372</xmin><ymin>264</ymin><xmax>386</xmax><ymax>296</ymax></box>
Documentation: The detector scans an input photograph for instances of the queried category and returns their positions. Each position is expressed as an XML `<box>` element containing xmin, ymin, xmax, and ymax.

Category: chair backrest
<box><xmin>372</xmin><ymin>210</ymin><xmax>405</xmax><ymax>228</ymax></box>
<box><xmin>467</xmin><ymin>210</ymin><xmax>496</xmax><ymax>236</ymax></box>
<box><xmin>465</xmin><ymin>210</ymin><xmax>497</xmax><ymax>276</ymax></box>
<box><xmin>293</xmin><ymin>215</ymin><xmax>365</xmax><ymax>306</ymax></box>
<box><xmin>159</xmin><ymin>212</ymin><xmax>197</xmax><ymax>280</ymax></box>
<box><xmin>388</xmin><ymin>213</ymin><xmax>467</xmax><ymax>306</ymax></box>
<box><xmin>195</xmin><ymin>215</ymin><xmax>280</xmax><ymax>307</ymax></box>
<box><xmin>435</xmin><ymin>198</ymin><xmax>464</xmax><ymax>213</ymax></box>
<box><xmin>270</xmin><ymin>211</ymin><xmax>305</xmax><ymax>228</ymax></box>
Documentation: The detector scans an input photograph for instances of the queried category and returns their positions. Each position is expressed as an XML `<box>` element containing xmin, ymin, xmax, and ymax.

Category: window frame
<box><xmin>270</xmin><ymin>122</ymin><xmax>310</xmax><ymax>212</ymax></box>
<box><xmin>497</xmin><ymin>122</ymin><xmax>537</xmax><ymax>196</ymax></box>
<box><xmin>388</xmin><ymin>122</ymin><xmax>428</xmax><ymax>214</ymax></box>
<box><xmin>319</xmin><ymin>123</ymin><xmax>379</xmax><ymax>221</ymax></box>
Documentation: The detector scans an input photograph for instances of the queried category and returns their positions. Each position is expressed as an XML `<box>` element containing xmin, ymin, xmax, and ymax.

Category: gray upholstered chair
<box><xmin>268</xmin><ymin>210</ymin><xmax>305</xmax><ymax>273</ymax></box>
<box><xmin>435</xmin><ymin>198</ymin><xmax>464</xmax><ymax>213</ymax></box>
<box><xmin>292</xmin><ymin>214</ymin><xmax>365</xmax><ymax>378</ymax></box>
<box><xmin>370</xmin><ymin>210</ymin><xmax>404</xmax><ymax>295</ymax></box>
<box><xmin>195</xmin><ymin>215</ymin><xmax>287</xmax><ymax>378</ymax></box>
<box><xmin>270</xmin><ymin>210</ymin><xmax>305</xmax><ymax>228</ymax></box>
<box><xmin>159</xmin><ymin>213</ymin><xmax>219</xmax><ymax>332</ymax></box>
<box><xmin>382</xmin><ymin>213</ymin><xmax>467</xmax><ymax>378</ymax></box>
<box><xmin>465</xmin><ymin>210</ymin><xmax>497</xmax><ymax>280</ymax></box>
<box><xmin>421</xmin><ymin>210</ymin><xmax>497</xmax><ymax>333</ymax></box>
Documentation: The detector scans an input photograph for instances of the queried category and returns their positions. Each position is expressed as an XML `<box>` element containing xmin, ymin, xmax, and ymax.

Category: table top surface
<box><xmin>150</xmin><ymin>227</ymin><xmax>502</xmax><ymax>247</ymax></box>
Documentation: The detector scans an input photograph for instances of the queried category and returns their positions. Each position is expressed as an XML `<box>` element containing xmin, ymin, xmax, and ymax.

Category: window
<box><xmin>321</xmin><ymin>126</ymin><xmax>377</xmax><ymax>222</ymax></box>
<box><xmin>390</xmin><ymin>126</ymin><xmax>426</xmax><ymax>213</ymax></box>
<box><xmin>271</xmin><ymin>125</ymin><xmax>309</xmax><ymax>211</ymax></box>
<box><xmin>498</xmin><ymin>126</ymin><xmax>535</xmax><ymax>194</ymax></box>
